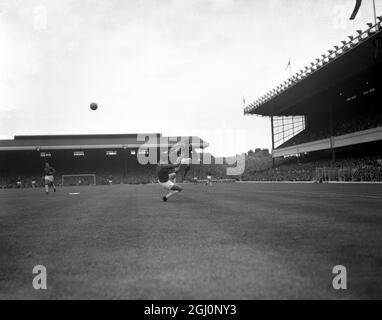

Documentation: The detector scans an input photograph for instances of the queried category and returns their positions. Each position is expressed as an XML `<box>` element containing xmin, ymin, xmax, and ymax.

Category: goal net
<box><xmin>61</xmin><ymin>174</ymin><xmax>96</xmax><ymax>186</ymax></box>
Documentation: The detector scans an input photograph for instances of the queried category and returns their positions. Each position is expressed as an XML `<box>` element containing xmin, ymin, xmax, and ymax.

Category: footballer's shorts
<box><xmin>45</xmin><ymin>175</ymin><xmax>54</xmax><ymax>183</ymax></box>
<box><xmin>159</xmin><ymin>180</ymin><xmax>174</xmax><ymax>190</ymax></box>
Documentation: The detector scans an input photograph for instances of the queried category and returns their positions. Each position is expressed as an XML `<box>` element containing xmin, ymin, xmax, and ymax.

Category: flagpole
<box><xmin>373</xmin><ymin>0</ymin><xmax>377</xmax><ymax>26</ymax></box>
<box><xmin>285</xmin><ymin>58</ymin><xmax>292</xmax><ymax>80</ymax></box>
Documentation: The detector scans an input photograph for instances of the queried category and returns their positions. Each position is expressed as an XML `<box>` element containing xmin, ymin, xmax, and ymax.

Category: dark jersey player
<box><xmin>42</xmin><ymin>162</ymin><xmax>56</xmax><ymax>195</ymax></box>
<box><xmin>157</xmin><ymin>156</ymin><xmax>183</xmax><ymax>202</ymax></box>
<box><xmin>172</xmin><ymin>142</ymin><xmax>197</xmax><ymax>181</ymax></box>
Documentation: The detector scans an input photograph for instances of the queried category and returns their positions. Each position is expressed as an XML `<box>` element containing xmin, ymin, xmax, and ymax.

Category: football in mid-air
<box><xmin>90</xmin><ymin>102</ymin><xmax>98</xmax><ymax>111</ymax></box>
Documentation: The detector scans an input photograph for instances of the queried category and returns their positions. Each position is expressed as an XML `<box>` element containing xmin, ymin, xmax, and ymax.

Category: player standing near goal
<box><xmin>42</xmin><ymin>162</ymin><xmax>56</xmax><ymax>195</ymax></box>
<box><xmin>206</xmin><ymin>173</ymin><xmax>212</xmax><ymax>186</ymax></box>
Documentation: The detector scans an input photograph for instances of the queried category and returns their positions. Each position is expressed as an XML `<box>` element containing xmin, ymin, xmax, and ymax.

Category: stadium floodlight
<box><xmin>341</xmin><ymin>41</ymin><xmax>349</xmax><ymax>51</ymax></box>
<box><xmin>368</xmin><ymin>26</ymin><xmax>376</xmax><ymax>34</ymax></box>
<box><xmin>348</xmin><ymin>35</ymin><xmax>354</xmax><ymax>41</ymax></box>
<box><xmin>334</xmin><ymin>46</ymin><xmax>339</xmax><ymax>51</ymax></box>
<box><xmin>377</xmin><ymin>16</ymin><xmax>382</xmax><ymax>22</ymax></box>
<box><xmin>367</xmin><ymin>22</ymin><xmax>373</xmax><ymax>28</ymax></box>
<box><xmin>356</xmin><ymin>30</ymin><xmax>363</xmax><ymax>36</ymax></box>
<box><xmin>328</xmin><ymin>50</ymin><xmax>334</xmax><ymax>55</ymax></box>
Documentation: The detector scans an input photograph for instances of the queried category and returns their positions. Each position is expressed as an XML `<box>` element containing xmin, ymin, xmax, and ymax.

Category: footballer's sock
<box><xmin>165</xmin><ymin>190</ymin><xmax>179</xmax><ymax>199</ymax></box>
<box><xmin>45</xmin><ymin>185</ymin><xmax>49</xmax><ymax>194</ymax></box>
<box><xmin>53</xmin><ymin>184</ymin><xmax>56</xmax><ymax>192</ymax></box>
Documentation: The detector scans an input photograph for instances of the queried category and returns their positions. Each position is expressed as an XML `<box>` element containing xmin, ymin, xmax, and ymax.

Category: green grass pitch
<box><xmin>1</xmin><ymin>183</ymin><xmax>382</xmax><ymax>299</ymax></box>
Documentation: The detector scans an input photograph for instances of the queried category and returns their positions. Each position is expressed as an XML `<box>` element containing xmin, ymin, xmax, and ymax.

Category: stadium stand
<box><xmin>279</xmin><ymin>98</ymin><xmax>382</xmax><ymax>149</ymax></box>
<box><xmin>243</xmin><ymin>21</ymin><xmax>382</xmax><ymax>182</ymax></box>
<box><xmin>0</xmin><ymin>134</ymin><xmax>208</xmax><ymax>188</ymax></box>
<box><xmin>240</xmin><ymin>155</ymin><xmax>382</xmax><ymax>182</ymax></box>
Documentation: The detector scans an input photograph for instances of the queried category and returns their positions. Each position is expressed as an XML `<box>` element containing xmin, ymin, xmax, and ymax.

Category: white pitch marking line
<box><xmin>255</xmin><ymin>190</ymin><xmax>382</xmax><ymax>200</ymax></box>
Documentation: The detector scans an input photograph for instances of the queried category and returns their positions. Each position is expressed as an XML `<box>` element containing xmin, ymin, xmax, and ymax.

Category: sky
<box><xmin>0</xmin><ymin>0</ymin><xmax>381</xmax><ymax>156</ymax></box>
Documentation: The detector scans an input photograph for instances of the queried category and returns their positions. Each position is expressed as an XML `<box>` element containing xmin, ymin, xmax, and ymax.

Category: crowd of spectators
<box><xmin>240</xmin><ymin>156</ymin><xmax>382</xmax><ymax>182</ymax></box>
<box><xmin>279</xmin><ymin>105</ymin><xmax>382</xmax><ymax>149</ymax></box>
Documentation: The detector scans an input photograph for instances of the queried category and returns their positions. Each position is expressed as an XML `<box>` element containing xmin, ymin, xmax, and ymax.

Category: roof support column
<box><xmin>329</xmin><ymin>105</ymin><xmax>336</xmax><ymax>165</ymax></box>
<box><xmin>271</xmin><ymin>116</ymin><xmax>275</xmax><ymax>167</ymax></box>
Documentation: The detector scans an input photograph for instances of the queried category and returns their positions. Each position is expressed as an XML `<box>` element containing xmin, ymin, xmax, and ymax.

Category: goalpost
<box><xmin>61</xmin><ymin>174</ymin><xmax>97</xmax><ymax>186</ymax></box>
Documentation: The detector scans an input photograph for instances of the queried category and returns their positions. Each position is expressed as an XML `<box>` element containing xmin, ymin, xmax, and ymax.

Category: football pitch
<box><xmin>1</xmin><ymin>183</ymin><xmax>381</xmax><ymax>300</ymax></box>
